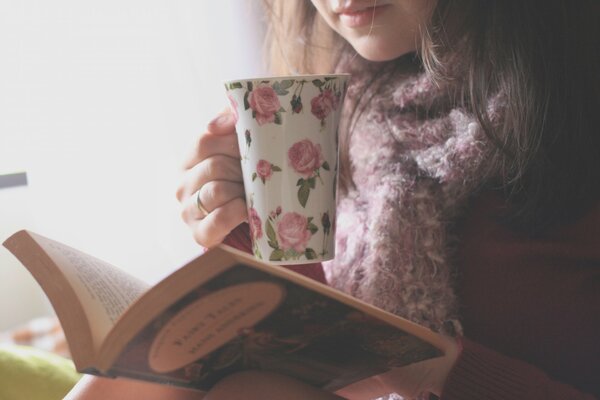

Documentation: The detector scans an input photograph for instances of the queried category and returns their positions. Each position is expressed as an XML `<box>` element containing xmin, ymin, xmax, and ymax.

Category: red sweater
<box><xmin>443</xmin><ymin>192</ymin><xmax>600</xmax><ymax>399</ymax></box>
<box><xmin>224</xmin><ymin>192</ymin><xmax>600</xmax><ymax>399</ymax></box>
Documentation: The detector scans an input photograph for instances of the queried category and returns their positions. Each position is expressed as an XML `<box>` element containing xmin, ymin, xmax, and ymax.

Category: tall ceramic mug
<box><xmin>225</xmin><ymin>74</ymin><xmax>349</xmax><ymax>265</ymax></box>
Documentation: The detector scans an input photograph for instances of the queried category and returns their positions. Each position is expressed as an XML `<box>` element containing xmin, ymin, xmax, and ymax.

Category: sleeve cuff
<box><xmin>441</xmin><ymin>337</ymin><xmax>542</xmax><ymax>400</ymax></box>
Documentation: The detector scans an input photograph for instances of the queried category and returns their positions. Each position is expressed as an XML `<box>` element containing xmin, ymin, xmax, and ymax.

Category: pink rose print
<box><xmin>310</xmin><ymin>89</ymin><xmax>338</xmax><ymax>121</ymax></box>
<box><xmin>249</xmin><ymin>84</ymin><xmax>281</xmax><ymax>126</ymax></box>
<box><xmin>288</xmin><ymin>139</ymin><xmax>324</xmax><ymax>178</ymax></box>
<box><xmin>256</xmin><ymin>159</ymin><xmax>272</xmax><ymax>180</ymax></box>
<box><xmin>276</xmin><ymin>212</ymin><xmax>312</xmax><ymax>253</ymax></box>
<box><xmin>288</xmin><ymin>139</ymin><xmax>330</xmax><ymax>207</ymax></box>
<box><xmin>252</xmin><ymin>159</ymin><xmax>281</xmax><ymax>184</ymax></box>
<box><xmin>265</xmin><ymin>208</ymin><xmax>319</xmax><ymax>261</ymax></box>
<box><xmin>248</xmin><ymin>207</ymin><xmax>263</xmax><ymax>240</ymax></box>
<box><xmin>227</xmin><ymin>93</ymin><xmax>239</xmax><ymax>123</ymax></box>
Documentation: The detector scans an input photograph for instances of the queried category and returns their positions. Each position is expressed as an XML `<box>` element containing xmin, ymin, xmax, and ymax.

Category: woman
<box><xmin>67</xmin><ymin>0</ymin><xmax>599</xmax><ymax>398</ymax></box>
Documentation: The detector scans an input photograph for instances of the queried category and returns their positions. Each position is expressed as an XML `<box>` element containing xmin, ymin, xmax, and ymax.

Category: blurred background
<box><xmin>0</xmin><ymin>0</ymin><xmax>267</xmax><ymax>330</ymax></box>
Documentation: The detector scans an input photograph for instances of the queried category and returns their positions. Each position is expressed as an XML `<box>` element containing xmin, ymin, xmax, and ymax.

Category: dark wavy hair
<box><xmin>263</xmin><ymin>0</ymin><xmax>600</xmax><ymax>234</ymax></box>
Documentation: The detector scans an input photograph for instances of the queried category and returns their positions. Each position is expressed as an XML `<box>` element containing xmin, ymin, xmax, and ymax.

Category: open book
<box><xmin>3</xmin><ymin>230</ymin><xmax>449</xmax><ymax>392</ymax></box>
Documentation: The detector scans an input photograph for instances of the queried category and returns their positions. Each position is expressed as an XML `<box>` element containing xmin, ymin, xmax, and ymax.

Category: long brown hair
<box><xmin>263</xmin><ymin>0</ymin><xmax>600</xmax><ymax>233</ymax></box>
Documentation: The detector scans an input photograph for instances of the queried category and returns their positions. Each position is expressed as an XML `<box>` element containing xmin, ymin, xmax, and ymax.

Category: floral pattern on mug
<box><xmin>265</xmin><ymin>210</ymin><xmax>319</xmax><ymax>262</ymax></box>
<box><xmin>248</xmin><ymin>84</ymin><xmax>281</xmax><ymax>125</ymax></box>
<box><xmin>248</xmin><ymin>206</ymin><xmax>263</xmax><ymax>259</ymax></box>
<box><xmin>291</xmin><ymin>94</ymin><xmax>303</xmax><ymax>114</ymax></box>
<box><xmin>288</xmin><ymin>139</ymin><xmax>330</xmax><ymax>207</ymax></box>
<box><xmin>232</xmin><ymin>80</ymin><xmax>287</xmax><ymax>126</ymax></box>
<box><xmin>248</xmin><ymin>207</ymin><xmax>263</xmax><ymax>240</ymax></box>
<box><xmin>320</xmin><ymin>211</ymin><xmax>332</xmax><ymax>257</ymax></box>
<box><xmin>269</xmin><ymin>206</ymin><xmax>282</xmax><ymax>220</ymax></box>
<box><xmin>227</xmin><ymin>93</ymin><xmax>239</xmax><ymax>123</ymax></box>
<box><xmin>244</xmin><ymin>129</ymin><xmax>252</xmax><ymax>148</ymax></box>
<box><xmin>310</xmin><ymin>78</ymin><xmax>343</xmax><ymax>126</ymax></box>
<box><xmin>290</xmin><ymin>80</ymin><xmax>306</xmax><ymax>114</ymax></box>
<box><xmin>225</xmin><ymin>74</ymin><xmax>349</xmax><ymax>264</ymax></box>
<box><xmin>239</xmin><ymin>129</ymin><xmax>252</xmax><ymax>161</ymax></box>
<box><xmin>252</xmin><ymin>159</ymin><xmax>281</xmax><ymax>184</ymax></box>
<box><xmin>311</xmin><ymin>89</ymin><xmax>337</xmax><ymax>120</ymax></box>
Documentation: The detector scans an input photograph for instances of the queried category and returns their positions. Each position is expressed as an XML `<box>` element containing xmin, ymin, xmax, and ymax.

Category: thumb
<box><xmin>207</xmin><ymin>108</ymin><xmax>236</xmax><ymax>135</ymax></box>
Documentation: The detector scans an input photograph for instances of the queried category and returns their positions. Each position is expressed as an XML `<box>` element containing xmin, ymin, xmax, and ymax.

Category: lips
<box><xmin>335</xmin><ymin>2</ymin><xmax>392</xmax><ymax>28</ymax></box>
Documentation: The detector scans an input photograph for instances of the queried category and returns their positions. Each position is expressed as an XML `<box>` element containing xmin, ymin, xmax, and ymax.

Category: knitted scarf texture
<box><xmin>321</xmin><ymin>62</ymin><xmax>504</xmax><ymax>399</ymax></box>
<box><xmin>324</xmin><ymin>62</ymin><xmax>503</xmax><ymax>337</ymax></box>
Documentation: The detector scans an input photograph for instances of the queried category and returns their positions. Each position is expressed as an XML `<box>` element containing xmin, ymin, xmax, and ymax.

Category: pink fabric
<box><xmin>323</xmin><ymin>64</ymin><xmax>499</xmax><ymax>334</ymax></box>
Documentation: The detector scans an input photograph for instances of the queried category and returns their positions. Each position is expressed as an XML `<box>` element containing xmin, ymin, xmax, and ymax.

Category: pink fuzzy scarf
<box><xmin>323</xmin><ymin>62</ymin><xmax>503</xmax><ymax>336</ymax></box>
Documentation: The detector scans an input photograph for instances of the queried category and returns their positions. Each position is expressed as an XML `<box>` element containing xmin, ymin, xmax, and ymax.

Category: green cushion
<box><xmin>0</xmin><ymin>345</ymin><xmax>81</xmax><ymax>400</ymax></box>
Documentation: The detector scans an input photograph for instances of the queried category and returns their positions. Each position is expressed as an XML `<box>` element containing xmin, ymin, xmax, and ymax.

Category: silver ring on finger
<box><xmin>195</xmin><ymin>189</ymin><xmax>210</xmax><ymax>219</ymax></box>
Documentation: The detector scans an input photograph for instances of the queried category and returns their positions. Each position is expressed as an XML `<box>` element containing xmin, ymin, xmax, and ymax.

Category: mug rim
<box><xmin>224</xmin><ymin>73</ymin><xmax>350</xmax><ymax>86</ymax></box>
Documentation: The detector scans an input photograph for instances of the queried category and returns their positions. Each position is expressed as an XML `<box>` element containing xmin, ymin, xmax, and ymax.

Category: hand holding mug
<box><xmin>176</xmin><ymin>110</ymin><xmax>246</xmax><ymax>248</ymax></box>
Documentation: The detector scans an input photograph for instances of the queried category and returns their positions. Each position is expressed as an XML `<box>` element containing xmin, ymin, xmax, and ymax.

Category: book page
<box><xmin>34</xmin><ymin>234</ymin><xmax>149</xmax><ymax>347</ymax></box>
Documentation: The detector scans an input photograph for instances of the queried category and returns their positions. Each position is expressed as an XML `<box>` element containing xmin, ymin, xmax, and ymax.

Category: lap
<box><xmin>66</xmin><ymin>372</ymin><xmax>345</xmax><ymax>400</ymax></box>
<box><xmin>205</xmin><ymin>371</ymin><xmax>344</xmax><ymax>400</ymax></box>
<box><xmin>64</xmin><ymin>375</ymin><xmax>206</xmax><ymax>400</ymax></box>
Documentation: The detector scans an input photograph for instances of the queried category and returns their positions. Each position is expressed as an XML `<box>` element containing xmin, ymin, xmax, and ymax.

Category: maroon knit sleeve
<box><xmin>222</xmin><ymin>223</ymin><xmax>328</xmax><ymax>285</ymax></box>
<box><xmin>441</xmin><ymin>337</ymin><xmax>598</xmax><ymax>400</ymax></box>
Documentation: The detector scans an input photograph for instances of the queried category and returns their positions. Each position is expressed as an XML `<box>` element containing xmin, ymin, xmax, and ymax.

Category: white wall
<box><xmin>0</xmin><ymin>0</ymin><xmax>267</xmax><ymax>329</ymax></box>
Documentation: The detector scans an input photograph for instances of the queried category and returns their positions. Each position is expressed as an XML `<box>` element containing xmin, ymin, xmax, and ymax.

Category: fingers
<box><xmin>190</xmin><ymin>197</ymin><xmax>248</xmax><ymax>248</ymax></box>
<box><xmin>206</xmin><ymin>109</ymin><xmax>236</xmax><ymax>135</ymax></box>
<box><xmin>182</xmin><ymin>111</ymin><xmax>239</xmax><ymax>170</ymax></box>
<box><xmin>180</xmin><ymin>181</ymin><xmax>245</xmax><ymax>223</ymax></box>
<box><xmin>177</xmin><ymin>160</ymin><xmax>246</xmax><ymax>248</ymax></box>
<box><xmin>176</xmin><ymin>154</ymin><xmax>243</xmax><ymax>202</ymax></box>
<box><xmin>177</xmin><ymin>109</ymin><xmax>245</xmax><ymax>249</ymax></box>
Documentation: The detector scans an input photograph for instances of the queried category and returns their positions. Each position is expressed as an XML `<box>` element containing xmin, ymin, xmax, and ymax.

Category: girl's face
<box><xmin>310</xmin><ymin>0</ymin><xmax>437</xmax><ymax>61</ymax></box>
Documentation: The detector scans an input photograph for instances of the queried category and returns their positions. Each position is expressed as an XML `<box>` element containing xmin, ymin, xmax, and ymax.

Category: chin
<box><xmin>351</xmin><ymin>40</ymin><xmax>415</xmax><ymax>62</ymax></box>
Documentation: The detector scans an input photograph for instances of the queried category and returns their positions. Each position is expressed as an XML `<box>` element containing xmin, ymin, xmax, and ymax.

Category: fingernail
<box><xmin>209</xmin><ymin>113</ymin><xmax>230</xmax><ymax>127</ymax></box>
